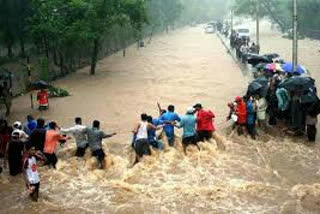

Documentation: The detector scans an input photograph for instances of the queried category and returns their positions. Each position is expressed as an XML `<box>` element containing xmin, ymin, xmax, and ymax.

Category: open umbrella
<box><xmin>247</xmin><ymin>81</ymin><xmax>263</xmax><ymax>95</ymax></box>
<box><xmin>281</xmin><ymin>62</ymin><xmax>306</xmax><ymax>75</ymax></box>
<box><xmin>265</xmin><ymin>63</ymin><xmax>276</xmax><ymax>71</ymax></box>
<box><xmin>30</xmin><ymin>80</ymin><xmax>50</xmax><ymax>90</ymax></box>
<box><xmin>263</xmin><ymin>53</ymin><xmax>280</xmax><ymax>60</ymax></box>
<box><xmin>247</xmin><ymin>54</ymin><xmax>273</xmax><ymax>66</ymax></box>
<box><xmin>279</xmin><ymin>76</ymin><xmax>315</xmax><ymax>92</ymax></box>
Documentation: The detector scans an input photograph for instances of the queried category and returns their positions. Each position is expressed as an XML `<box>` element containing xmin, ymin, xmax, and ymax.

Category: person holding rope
<box><xmin>87</xmin><ymin>120</ymin><xmax>116</xmax><ymax>169</ymax></box>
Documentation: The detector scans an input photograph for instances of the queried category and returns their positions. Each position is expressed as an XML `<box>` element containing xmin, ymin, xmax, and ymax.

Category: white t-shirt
<box><xmin>24</xmin><ymin>157</ymin><xmax>40</xmax><ymax>184</ymax></box>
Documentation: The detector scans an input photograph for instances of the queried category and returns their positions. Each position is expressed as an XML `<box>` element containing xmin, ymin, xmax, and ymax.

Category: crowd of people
<box><xmin>132</xmin><ymin>103</ymin><xmax>216</xmax><ymax>165</ymax></box>
<box><xmin>0</xmin><ymin>116</ymin><xmax>116</xmax><ymax>201</ymax></box>
<box><xmin>0</xmin><ymin>102</ymin><xmax>219</xmax><ymax>202</ymax></box>
<box><xmin>220</xmin><ymin>29</ymin><xmax>320</xmax><ymax>142</ymax></box>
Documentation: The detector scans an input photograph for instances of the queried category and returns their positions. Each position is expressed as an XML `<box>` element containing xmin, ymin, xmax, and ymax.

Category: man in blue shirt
<box><xmin>175</xmin><ymin>107</ymin><xmax>200</xmax><ymax>154</ymax></box>
<box><xmin>159</xmin><ymin>105</ymin><xmax>181</xmax><ymax>147</ymax></box>
<box><xmin>147</xmin><ymin>116</ymin><xmax>163</xmax><ymax>150</ymax></box>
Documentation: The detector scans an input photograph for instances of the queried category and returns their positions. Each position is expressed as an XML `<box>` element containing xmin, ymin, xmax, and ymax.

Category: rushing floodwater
<box><xmin>1</xmin><ymin>26</ymin><xmax>320</xmax><ymax>214</ymax></box>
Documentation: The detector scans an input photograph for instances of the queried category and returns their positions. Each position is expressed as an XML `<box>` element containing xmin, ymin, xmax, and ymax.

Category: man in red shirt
<box><xmin>194</xmin><ymin>103</ymin><xmax>216</xmax><ymax>141</ymax></box>
<box><xmin>37</xmin><ymin>89</ymin><xmax>49</xmax><ymax>110</ymax></box>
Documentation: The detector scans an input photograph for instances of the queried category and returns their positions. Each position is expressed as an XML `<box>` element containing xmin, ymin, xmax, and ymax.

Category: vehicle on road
<box><xmin>205</xmin><ymin>25</ymin><xmax>215</xmax><ymax>34</ymax></box>
<box><xmin>236</xmin><ymin>28</ymin><xmax>250</xmax><ymax>41</ymax></box>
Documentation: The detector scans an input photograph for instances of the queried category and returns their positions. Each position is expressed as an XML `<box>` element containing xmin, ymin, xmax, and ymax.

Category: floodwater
<box><xmin>1</xmin><ymin>26</ymin><xmax>320</xmax><ymax>214</ymax></box>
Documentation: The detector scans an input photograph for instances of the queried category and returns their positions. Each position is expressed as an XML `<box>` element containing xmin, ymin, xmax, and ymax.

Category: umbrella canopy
<box><xmin>279</xmin><ymin>76</ymin><xmax>315</xmax><ymax>92</ymax></box>
<box><xmin>254</xmin><ymin>76</ymin><xmax>268</xmax><ymax>86</ymax></box>
<box><xmin>265</xmin><ymin>63</ymin><xmax>284</xmax><ymax>72</ymax></box>
<box><xmin>281</xmin><ymin>62</ymin><xmax>306</xmax><ymax>75</ymax></box>
<box><xmin>263</xmin><ymin>53</ymin><xmax>280</xmax><ymax>60</ymax></box>
<box><xmin>247</xmin><ymin>54</ymin><xmax>273</xmax><ymax>66</ymax></box>
<box><xmin>30</xmin><ymin>80</ymin><xmax>50</xmax><ymax>90</ymax></box>
<box><xmin>248</xmin><ymin>81</ymin><xmax>263</xmax><ymax>95</ymax></box>
<box><xmin>265</xmin><ymin>63</ymin><xmax>276</xmax><ymax>71</ymax></box>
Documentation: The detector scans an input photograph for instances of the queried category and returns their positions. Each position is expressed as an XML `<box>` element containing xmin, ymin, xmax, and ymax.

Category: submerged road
<box><xmin>1</xmin><ymin>26</ymin><xmax>320</xmax><ymax>214</ymax></box>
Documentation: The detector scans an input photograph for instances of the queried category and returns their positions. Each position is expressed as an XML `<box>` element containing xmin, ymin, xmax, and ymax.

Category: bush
<box><xmin>48</xmin><ymin>86</ymin><xmax>69</xmax><ymax>97</ymax></box>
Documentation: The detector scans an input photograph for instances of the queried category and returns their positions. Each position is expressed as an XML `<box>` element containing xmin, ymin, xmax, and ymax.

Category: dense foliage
<box><xmin>0</xmin><ymin>0</ymin><xmax>228</xmax><ymax>75</ymax></box>
<box><xmin>233</xmin><ymin>0</ymin><xmax>320</xmax><ymax>38</ymax></box>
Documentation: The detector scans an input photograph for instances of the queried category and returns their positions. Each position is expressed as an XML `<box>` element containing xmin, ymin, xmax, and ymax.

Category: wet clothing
<box><xmin>37</xmin><ymin>90</ymin><xmax>49</xmax><ymax>107</ymax></box>
<box><xmin>182</xmin><ymin>134</ymin><xmax>199</xmax><ymax>146</ymax></box>
<box><xmin>134</xmin><ymin>139</ymin><xmax>151</xmax><ymax>156</ymax></box>
<box><xmin>159</xmin><ymin>112</ymin><xmax>181</xmax><ymax>146</ymax></box>
<box><xmin>92</xmin><ymin>148</ymin><xmax>105</xmax><ymax>162</ymax></box>
<box><xmin>256</xmin><ymin>97</ymin><xmax>268</xmax><ymax>121</ymax></box>
<box><xmin>24</xmin><ymin>120</ymin><xmax>37</xmax><ymax>135</ymax></box>
<box><xmin>136</xmin><ymin>122</ymin><xmax>148</xmax><ymax>140</ymax></box>
<box><xmin>12</xmin><ymin>129</ymin><xmax>29</xmax><ymax>143</ymax></box>
<box><xmin>196</xmin><ymin>109</ymin><xmax>215</xmax><ymax>132</ymax></box>
<box><xmin>44</xmin><ymin>130</ymin><xmax>66</xmax><ymax>154</ymax></box>
<box><xmin>23</xmin><ymin>156</ymin><xmax>40</xmax><ymax>184</ymax></box>
<box><xmin>61</xmin><ymin>125</ymin><xmax>88</xmax><ymax>149</ymax></box>
<box><xmin>147</xmin><ymin>119</ymin><xmax>163</xmax><ymax>150</ymax></box>
<box><xmin>44</xmin><ymin>129</ymin><xmax>66</xmax><ymax>168</ymax></box>
<box><xmin>87</xmin><ymin>127</ymin><xmax>113</xmax><ymax>152</ymax></box>
<box><xmin>29</xmin><ymin>182</ymin><xmax>40</xmax><ymax>201</ymax></box>
<box><xmin>75</xmin><ymin>144</ymin><xmax>88</xmax><ymax>157</ymax></box>
<box><xmin>178</xmin><ymin>114</ymin><xmax>197</xmax><ymax>138</ymax></box>
<box><xmin>246</xmin><ymin>100</ymin><xmax>256</xmax><ymax>125</ymax></box>
<box><xmin>0</xmin><ymin>127</ymin><xmax>12</xmax><ymax>157</ymax></box>
<box><xmin>291</xmin><ymin>95</ymin><xmax>305</xmax><ymax>131</ymax></box>
<box><xmin>44</xmin><ymin>153</ymin><xmax>58</xmax><ymax>168</ymax></box>
<box><xmin>8</xmin><ymin>139</ymin><xmax>24</xmax><ymax>176</ymax></box>
<box><xmin>276</xmin><ymin>88</ymin><xmax>290</xmax><ymax>111</ymax></box>
<box><xmin>247</xmin><ymin>100</ymin><xmax>256</xmax><ymax>139</ymax></box>
<box><xmin>29</xmin><ymin>128</ymin><xmax>46</xmax><ymax>152</ymax></box>
<box><xmin>306</xmin><ymin>115</ymin><xmax>318</xmax><ymax>142</ymax></box>
<box><xmin>236</xmin><ymin>100</ymin><xmax>247</xmax><ymax>125</ymax></box>
<box><xmin>197</xmin><ymin>131</ymin><xmax>213</xmax><ymax>141</ymax></box>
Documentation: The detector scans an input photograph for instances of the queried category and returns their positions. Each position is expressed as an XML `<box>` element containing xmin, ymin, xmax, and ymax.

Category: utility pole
<box><xmin>256</xmin><ymin>0</ymin><xmax>260</xmax><ymax>52</ymax></box>
<box><xmin>231</xmin><ymin>7</ymin><xmax>234</xmax><ymax>33</ymax></box>
<box><xmin>292</xmin><ymin>0</ymin><xmax>298</xmax><ymax>72</ymax></box>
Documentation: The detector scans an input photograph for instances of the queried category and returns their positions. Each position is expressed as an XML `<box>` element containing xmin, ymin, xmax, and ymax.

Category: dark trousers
<box><xmin>29</xmin><ymin>182</ymin><xmax>40</xmax><ymax>202</ymax></box>
<box><xmin>197</xmin><ymin>130</ymin><xmax>213</xmax><ymax>142</ymax></box>
<box><xmin>44</xmin><ymin>153</ymin><xmax>58</xmax><ymax>168</ymax></box>
<box><xmin>75</xmin><ymin>145</ymin><xmax>88</xmax><ymax>157</ymax></box>
<box><xmin>247</xmin><ymin>123</ymin><xmax>256</xmax><ymax>139</ymax></box>
<box><xmin>307</xmin><ymin>125</ymin><xmax>317</xmax><ymax>142</ymax></box>
<box><xmin>92</xmin><ymin>149</ymin><xmax>105</xmax><ymax>163</ymax></box>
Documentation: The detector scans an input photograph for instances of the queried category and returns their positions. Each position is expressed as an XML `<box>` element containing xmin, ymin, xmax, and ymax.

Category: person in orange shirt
<box><xmin>37</xmin><ymin>89</ymin><xmax>49</xmax><ymax>110</ymax></box>
<box><xmin>43</xmin><ymin>122</ymin><xmax>69</xmax><ymax>169</ymax></box>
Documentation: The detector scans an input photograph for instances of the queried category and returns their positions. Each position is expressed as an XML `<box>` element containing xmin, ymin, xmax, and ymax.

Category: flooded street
<box><xmin>1</xmin><ymin>26</ymin><xmax>320</xmax><ymax>214</ymax></box>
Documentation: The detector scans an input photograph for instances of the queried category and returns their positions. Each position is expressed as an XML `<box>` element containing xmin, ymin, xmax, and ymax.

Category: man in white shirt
<box><xmin>61</xmin><ymin>117</ymin><xmax>88</xmax><ymax>157</ymax></box>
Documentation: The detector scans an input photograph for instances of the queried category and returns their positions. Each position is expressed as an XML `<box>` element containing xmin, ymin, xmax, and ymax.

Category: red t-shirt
<box><xmin>37</xmin><ymin>91</ymin><xmax>49</xmax><ymax>106</ymax></box>
<box><xmin>236</xmin><ymin>101</ymin><xmax>247</xmax><ymax>124</ymax></box>
<box><xmin>196</xmin><ymin>109</ymin><xmax>216</xmax><ymax>132</ymax></box>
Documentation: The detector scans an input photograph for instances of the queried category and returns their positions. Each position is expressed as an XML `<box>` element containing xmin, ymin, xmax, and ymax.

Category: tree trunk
<box><xmin>7</xmin><ymin>43</ymin><xmax>13</xmax><ymax>58</ymax></box>
<box><xmin>90</xmin><ymin>39</ymin><xmax>99</xmax><ymax>75</ymax></box>
<box><xmin>53</xmin><ymin>48</ymin><xmax>58</xmax><ymax>65</ymax></box>
<box><xmin>19</xmin><ymin>37</ymin><xmax>26</xmax><ymax>58</ymax></box>
<box><xmin>59</xmin><ymin>51</ymin><xmax>64</xmax><ymax>75</ymax></box>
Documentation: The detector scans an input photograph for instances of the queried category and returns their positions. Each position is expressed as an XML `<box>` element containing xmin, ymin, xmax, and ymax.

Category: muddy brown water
<box><xmin>1</xmin><ymin>26</ymin><xmax>320</xmax><ymax>214</ymax></box>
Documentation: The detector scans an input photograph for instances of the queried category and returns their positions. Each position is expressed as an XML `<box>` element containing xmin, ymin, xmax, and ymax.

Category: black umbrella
<box><xmin>247</xmin><ymin>54</ymin><xmax>273</xmax><ymax>66</ymax></box>
<box><xmin>248</xmin><ymin>81</ymin><xmax>263</xmax><ymax>94</ymax></box>
<box><xmin>301</xmin><ymin>92</ymin><xmax>319</xmax><ymax>105</ymax></box>
<box><xmin>30</xmin><ymin>80</ymin><xmax>50</xmax><ymax>90</ymax></box>
<box><xmin>263</xmin><ymin>53</ymin><xmax>280</xmax><ymax>60</ymax></box>
<box><xmin>279</xmin><ymin>77</ymin><xmax>315</xmax><ymax>92</ymax></box>
<box><xmin>254</xmin><ymin>76</ymin><xmax>269</xmax><ymax>87</ymax></box>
